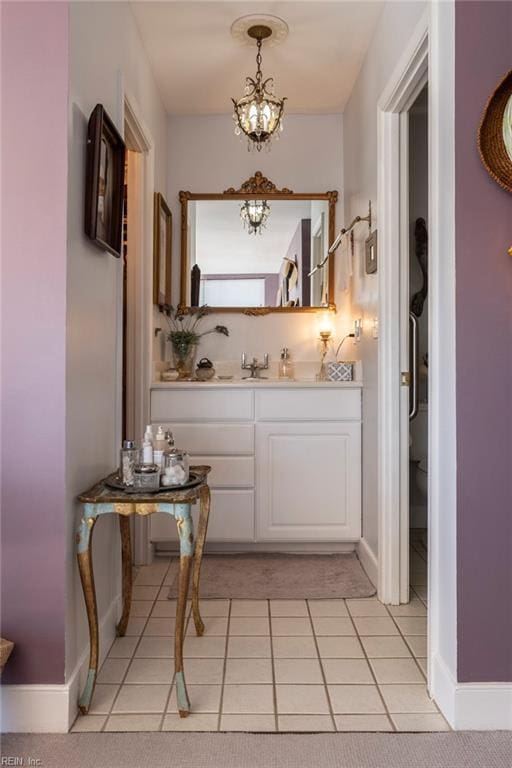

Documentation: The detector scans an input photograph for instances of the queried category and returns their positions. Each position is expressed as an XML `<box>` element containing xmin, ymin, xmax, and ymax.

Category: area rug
<box><xmin>167</xmin><ymin>553</ymin><xmax>375</xmax><ymax>599</ymax></box>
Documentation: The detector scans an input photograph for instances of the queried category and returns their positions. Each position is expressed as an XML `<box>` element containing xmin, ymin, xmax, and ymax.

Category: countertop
<box><xmin>151</xmin><ymin>379</ymin><xmax>363</xmax><ymax>389</ymax></box>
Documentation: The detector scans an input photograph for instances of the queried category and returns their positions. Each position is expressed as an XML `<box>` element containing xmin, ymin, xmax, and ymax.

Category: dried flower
<box><xmin>165</xmin><ymin>306</ymin><xmax>230</xmax><ymax>345</ymax></box>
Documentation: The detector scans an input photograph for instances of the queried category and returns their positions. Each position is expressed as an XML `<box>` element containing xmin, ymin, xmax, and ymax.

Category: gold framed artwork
<box><xmin>478</xmin><ymin>69</ymin><xmax>512</xmax><ymax>194</ymax></box>
<box><xmin>153</xmin><ymin>193</ymin><xmax>172</xmax><ymax>310</ymax></box>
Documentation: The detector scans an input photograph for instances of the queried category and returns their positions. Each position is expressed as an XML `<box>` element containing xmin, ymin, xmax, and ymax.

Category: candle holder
<box><xmin>317</xmin><ymin>329</ymin><xmax>332</xmax><ymax>381</ymax></box>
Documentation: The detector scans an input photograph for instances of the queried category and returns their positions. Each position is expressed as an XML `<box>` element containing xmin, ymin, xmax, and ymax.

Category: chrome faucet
<box><xmin>241</xmin><ymin>353</ymin><xmax>269</xmax><ymax>379</ymax></box>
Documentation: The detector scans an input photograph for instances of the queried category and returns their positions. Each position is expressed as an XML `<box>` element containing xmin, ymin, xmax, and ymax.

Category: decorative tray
<box><xmin>105</xmin><ymin>472</ymin><xmax>203</xmax><ymax>494</ymax></box>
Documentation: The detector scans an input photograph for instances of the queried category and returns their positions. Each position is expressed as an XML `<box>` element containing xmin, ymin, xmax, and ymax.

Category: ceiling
<box><xmin>130</xmin><ymin>2</ymin><xmax>383</xmax><ymax>115</ymax></box>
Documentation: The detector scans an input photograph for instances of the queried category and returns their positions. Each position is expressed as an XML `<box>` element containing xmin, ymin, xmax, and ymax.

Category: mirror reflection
<box><xmin>185</xmin><ymin>199</ymin><xmax>331</xmax><ymax>309</ymax></box>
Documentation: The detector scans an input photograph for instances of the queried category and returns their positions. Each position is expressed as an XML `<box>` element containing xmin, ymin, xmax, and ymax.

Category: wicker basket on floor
<box><xmin>0</xmin><ymin>638</ymin><xmax>14</xmax><ymax>674</ymax></box>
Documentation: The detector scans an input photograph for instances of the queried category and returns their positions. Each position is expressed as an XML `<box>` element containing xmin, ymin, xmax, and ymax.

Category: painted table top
<box><xmin>78</xmin><ymin>465</ymin><xmax>211</xmax><ymax>505</ymax></box>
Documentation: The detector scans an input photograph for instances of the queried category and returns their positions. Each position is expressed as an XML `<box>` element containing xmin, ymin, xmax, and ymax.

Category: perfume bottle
<box><xmin>278</xmin><ymin>348</ymin><xmax>294</xmax><ymax>380</ymax></box>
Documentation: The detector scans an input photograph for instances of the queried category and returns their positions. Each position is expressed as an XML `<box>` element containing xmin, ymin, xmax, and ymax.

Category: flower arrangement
<box><xmin>165</xmin><ymin>306</ymin><xmax>229</xmax><ymax>379</ymax></box>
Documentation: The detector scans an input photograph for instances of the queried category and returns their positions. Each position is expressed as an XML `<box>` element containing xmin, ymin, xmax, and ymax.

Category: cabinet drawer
<box><xmin>193</xmin><ymin>456</ymin><xmax>254</xmax><ymax>488</ymax></box>
<box><xmin>256</xmin><ymin>388</ymin><xmax>361</xmax><ymax>421</ymax></box>
<box><xmin>151</xmin><ymin>388</ymin><xmax>253</xmax><ymax>422</ymax></box>
<box><xmin>152</xmin><ymin>424</ymin><xmax>254</xmax><ymax>455</ymax></box>
<box><xmin>149</xmin><ymin>490</ymin><xmax>254</xmax><ymax>543</ymax></box>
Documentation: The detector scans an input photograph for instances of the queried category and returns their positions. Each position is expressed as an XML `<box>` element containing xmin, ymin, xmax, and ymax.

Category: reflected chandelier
<box><xmin>240</xmin><ymin>199</ymin><xmax>271</xmax><ymax>234</ymax></box>
<box><xmin>231</xmin><ymin>25</ymin><xmax>286</xmax><ymax>152</ymax></box>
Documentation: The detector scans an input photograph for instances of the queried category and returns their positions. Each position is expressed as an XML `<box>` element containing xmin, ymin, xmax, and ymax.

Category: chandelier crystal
<box><xmin>240</xmin><ymin>199</ymin><xmax>270</xmax><ymax>234</ymax></box>
<box><xmin>231</xmin><ymin>25</ymin><xmax>286</xmax><ymax>152</ymax></box>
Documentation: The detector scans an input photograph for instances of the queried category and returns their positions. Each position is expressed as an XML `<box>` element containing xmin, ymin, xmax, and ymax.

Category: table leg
<box><xmin>174</xmin><ymin>505</ymin><xmax>194</xmax><ymax>717</ymax></box>
<box><xmin>192</xmin><ymin>485</ymin><xmax>211</xmax><ymax>636</ymax></box>
<box><xmin>76</xmin><ymin>510</ymin><xmax>99</xmax><ymax>715</ymax></box>
<box><xmin>117</xmin><ymin>514</ymin><xmax>132</xmax><ymax>637</ymax></box>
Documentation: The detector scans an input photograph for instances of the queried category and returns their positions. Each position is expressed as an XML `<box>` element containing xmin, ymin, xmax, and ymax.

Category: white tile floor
<box><xmin>72</xmin><ymin>540</ymin><xmax>449</xmax><ymax>733</ymax></box>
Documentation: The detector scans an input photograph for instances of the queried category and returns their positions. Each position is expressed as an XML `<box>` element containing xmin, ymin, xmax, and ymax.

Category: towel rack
<box><xmin>308</xmin><ymin>201</ymin><xmax>372</xmax><ymax>277</ymax></box>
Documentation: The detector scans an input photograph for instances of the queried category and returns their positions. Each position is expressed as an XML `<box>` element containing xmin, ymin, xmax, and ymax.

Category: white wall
<box><xmin>160</xmin><ymin>114</ymin><xmax>352</xmax><ymax>368</ymax></box>
<box><xmin>343</xmin><ymin>1</ymin><xmax>427</xmax><ymax>559</ymax></box>
<box><xmin>66</xmin><ymin>1</ymin><xmax>168</xmax><ymax>681</ymax></box>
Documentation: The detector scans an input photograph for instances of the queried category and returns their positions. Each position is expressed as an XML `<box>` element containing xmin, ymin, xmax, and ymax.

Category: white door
<box><xmin>256</xmin><ymin>421</ymin><xmax>361</xmax><ymax>541</ymax></box>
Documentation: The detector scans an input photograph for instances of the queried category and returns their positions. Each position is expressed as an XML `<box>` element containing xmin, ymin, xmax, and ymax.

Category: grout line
<box><xmin>306</xmin><ymin>600</ymin><xmax>337</xmax><ymax>732</ymax></box>
<box><xmin>383</xmin><ymin>586</ymin><xmax>450</xmax><ymax>728</ymax></box>
<box><xmin>409</xmin><ymin>535</ymin><xmax>428</xmax><ymax>565</ymax></box>
<box><xmin>385</xmin><ymin>605</ymin><xmax>432</xmax><ymax>698</ymax></box>
<box><xmin>100</xmin><ymin>562</ymin><xmax>171</xmax><ymax>732</ymax></box>
<box><xmin>410</xmin><ymin>584</ymin><xmax>428</xmax><ymax>609</ymax></box>
<box><xmin>216</xmin><ymin>598</ymin><xmax>232</xmax><ymax>732</ymax></box>
<box><xmin>158</xmin><ymin>585</ymin><xmax>186</xmax><ymax>731</ymax></box>
<box><xmin>347</xmin><ymin>603</ymin><xmax>396</xmax><ymax>732</ymax></box>
<box><xmin>267</xmin><ymin>600</ymin><xmax>279</xmax><ymax>732</ymax></box>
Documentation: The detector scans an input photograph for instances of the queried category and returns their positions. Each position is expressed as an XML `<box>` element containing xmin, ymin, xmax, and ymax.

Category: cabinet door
<box><xmin>256</xmin><ymin>422</ymin><xmax>361</xmax><ymax>541</ymax></box>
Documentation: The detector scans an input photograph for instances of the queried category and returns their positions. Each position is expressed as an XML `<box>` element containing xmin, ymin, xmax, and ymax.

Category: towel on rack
<box><xmin>337</xmin><ymin>232</ymin><xmax>352</xmax><ymax>292</ymax></box>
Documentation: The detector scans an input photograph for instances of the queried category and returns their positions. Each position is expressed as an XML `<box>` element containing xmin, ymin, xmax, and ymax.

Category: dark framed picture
<box><xmin>365</xmin><ymin>230</ymin><xmax>378</xmax><ymax>274</ymax></box>
<box><xmin>84</xmin><ymin>104</ymin><xmax>126</xmax><ymax>257</ymax></box>
<box><xmin>153</xmin><ymin>193</ymin><xmax>172</xmax><ymax>309</ymax></box>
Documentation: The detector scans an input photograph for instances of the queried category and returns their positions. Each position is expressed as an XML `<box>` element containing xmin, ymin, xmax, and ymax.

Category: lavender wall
<box><xmin>456</xmin><ymin>1</ymin><xmax>512</xmax><ymax>682</ymax></box>
<box><xmin>0</xmin><ymin>2</ymin><xmax>69</xmax><ymax>684</ymax></box>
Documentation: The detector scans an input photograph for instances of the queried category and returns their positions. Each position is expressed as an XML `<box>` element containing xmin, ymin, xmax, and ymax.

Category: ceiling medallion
<box><xmin>240</xmin><ymin>199</ymin><xmax>271</xmax><ymax>235</ymax></box>
<box><xmin>231</xmin><ymin>24</ymin><xmax>287</xmax><ymax>152</ymax></box>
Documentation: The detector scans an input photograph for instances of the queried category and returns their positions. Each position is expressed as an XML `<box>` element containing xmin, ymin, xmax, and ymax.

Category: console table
<box><xmin>76</xmin><ymin>465</ymin><xmax>211</xmax><ymax>718</ymax></box>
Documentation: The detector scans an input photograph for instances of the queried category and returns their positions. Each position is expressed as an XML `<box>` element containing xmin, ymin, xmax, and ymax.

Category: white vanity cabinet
<box><xmin>149</xmin><ymin>382</ymin><xmax>362</xmax><ymax>549</ymax></box>
<box><xmin>256</xmin><ymin>420</ymin><xmax>361</xmax><ymax>541</ymax></box>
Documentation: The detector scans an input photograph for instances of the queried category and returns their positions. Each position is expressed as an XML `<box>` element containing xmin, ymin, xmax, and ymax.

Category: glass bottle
<box><xmin>162</xmin><ymin>449</ymin><xmax>190</xmax><ymax>487</ymax></box>
<box><xmin>119</xmin><ymin>440</ymin><xmax>140</xmax><ymax>486</ymax></box>
<box><xmin>133</xmin><ymin>463</ymin><xmax>160</xmax><ymax>490</ymax></box>
<box><xmin>278</xmin><ymin>347</ymin><xmax>295</xmax><ymax>380</ymax></box>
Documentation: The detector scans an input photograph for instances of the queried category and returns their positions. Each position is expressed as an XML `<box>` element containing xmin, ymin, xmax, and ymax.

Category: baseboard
<box><xmin>431</xmin><ymin>652</ymin><xmax>512</xmax><ymax>730</ymax></box>
<box><xmin>356</xmin><ymin>537</ymin><xmax>378</xmax><ymax>588</ymax></box>
<box><xmin>1</xmin><ymin>595</ymin><xmax>121</xmax><ymax>733</ymax></box>
<box><xmin>155</xmin><ymin>542</ymin><xmax>357</xmax><ymax>555</ymax></box>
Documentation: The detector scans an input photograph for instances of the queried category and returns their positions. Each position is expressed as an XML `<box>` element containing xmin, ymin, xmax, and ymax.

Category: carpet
<box><xmin>167</xmin><ymin>553</ymin><xmax>376</xmax><ymax>599</ymax></box>
<box><xmin>3</xmin><ymin>732</ymin><xmax>512</xmax><ymax>768</ymax></box>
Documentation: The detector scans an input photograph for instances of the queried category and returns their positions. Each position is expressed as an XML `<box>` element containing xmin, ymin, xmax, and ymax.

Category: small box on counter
<box><xmin>326</xmin><ymin>361</ymin><xmax>354</xmax><ymax>382</ymax></box>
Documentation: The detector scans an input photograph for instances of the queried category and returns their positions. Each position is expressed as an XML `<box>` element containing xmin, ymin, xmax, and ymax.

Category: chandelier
<box><xmin>231</xmin><ymin>25</ymin><xmax>286</xmax><ymax>152</ymax></box>
<box><xmin>240</xmin><ymin>199</ymin><xmax>270</xmax><ymax>234</ymax></box>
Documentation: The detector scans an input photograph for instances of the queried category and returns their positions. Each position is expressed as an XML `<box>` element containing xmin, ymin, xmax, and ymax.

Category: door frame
<box><xmin>120</xmin><ymin>87</ymin><xmax>155</xmax><ymax>564</ymax></box>
<box><xmin>377</xmin><ymin>16</ymin><xmax>429</xmax><ymax>606</ymax></box>
<box><xmin>377</xmin><ymin>3</ymin><xmax>458</xmax><ymax>707</ymax></box>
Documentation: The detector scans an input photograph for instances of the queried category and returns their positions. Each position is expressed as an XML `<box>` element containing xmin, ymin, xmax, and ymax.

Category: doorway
<box><xmin>406</xmin><ymin>86</ymin><xmax>429</xmax><ymax>606</ymax></box>
<box><xmin>377</xmin><ymin>30</ymin><xmax>429</xmax><ymax>608</ymax></box>
<box><xmin>122</xmin><ymin>96</ymin><xmax>155</xmax><ymax>564</ymax></box>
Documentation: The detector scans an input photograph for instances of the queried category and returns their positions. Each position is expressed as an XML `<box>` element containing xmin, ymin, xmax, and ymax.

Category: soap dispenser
<box><xmin>278</xmin><ymin>348</ymin><xmax>294</xmax><ymax>380</ymax></box>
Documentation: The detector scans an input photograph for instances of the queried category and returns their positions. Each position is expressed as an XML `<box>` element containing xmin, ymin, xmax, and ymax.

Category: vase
<box><xmin>171</xmin><ymin>340</ymin><xmax>198</xmax><ymax>380</ymax></box>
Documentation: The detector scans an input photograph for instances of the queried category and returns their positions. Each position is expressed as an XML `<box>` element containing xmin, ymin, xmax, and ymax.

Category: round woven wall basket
<box><xmin>478</xmin><ymin>69</ymin><xmax>512</xmax><ymax>193</ymax></box>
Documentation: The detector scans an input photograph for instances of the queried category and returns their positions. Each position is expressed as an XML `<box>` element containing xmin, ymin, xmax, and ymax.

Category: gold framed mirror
<box><xmin>179</xmin><ymin>172</ymin><xmax>338</xmax><ymax>314</ymax></box>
